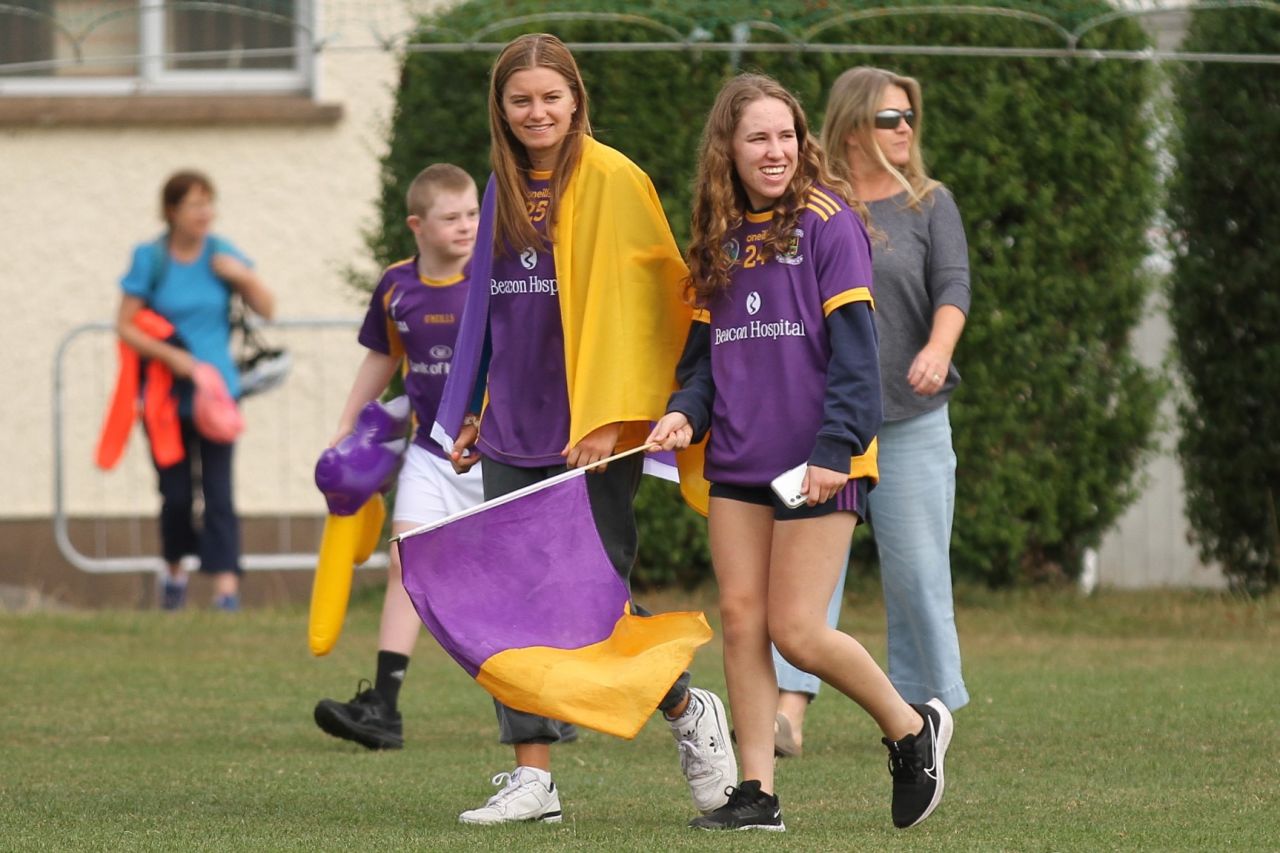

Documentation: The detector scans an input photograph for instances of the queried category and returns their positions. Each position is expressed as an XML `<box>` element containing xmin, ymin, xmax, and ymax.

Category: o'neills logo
<box><xmin>714</xmin><ymin>318</ymin><xmax>806</xmax><ymax>344</ymax></box>
<box><xmin>491</xmin><ymin>275</ymin><xmax>559</xmax><ymax>295</ymax></box>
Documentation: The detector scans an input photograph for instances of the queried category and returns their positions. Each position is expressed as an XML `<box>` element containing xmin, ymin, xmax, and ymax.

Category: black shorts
<box><xmin>709</xmin><ymin>477</ymin><xmax>870</xmax><ymax>522</ymax></box>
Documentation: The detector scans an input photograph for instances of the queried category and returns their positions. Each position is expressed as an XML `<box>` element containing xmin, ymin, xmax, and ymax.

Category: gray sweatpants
<box><xmin>482</xmin><ymin>453</ymin><xmax>691</xmax><ymax>744</ymax></box>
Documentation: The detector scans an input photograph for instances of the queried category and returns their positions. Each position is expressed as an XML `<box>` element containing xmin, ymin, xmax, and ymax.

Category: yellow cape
<box><xmin>552</xmin><ymin>137</ymin><xmax>693</xmax><ymax>453</ymax></box>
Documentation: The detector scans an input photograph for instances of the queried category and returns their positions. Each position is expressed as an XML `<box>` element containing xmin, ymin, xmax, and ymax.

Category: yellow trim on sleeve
<box><xmin>691</xmin><ymin>308</ymin><xmax>711</xmax><ymax>324</ymax></box>
<box><xmin>382</xmin><ymin>285</ymin><xmax>405</xmax><ymax>359</ymax></box>
<box><xmin>822</xmin><ymin>286</ymin><xmax>875</xmax><ymax>316</ymax></box>
<box><xmin>849</xmin><ymin>436</ymin><xmax>879</xmax><ymax>484</ymax></box>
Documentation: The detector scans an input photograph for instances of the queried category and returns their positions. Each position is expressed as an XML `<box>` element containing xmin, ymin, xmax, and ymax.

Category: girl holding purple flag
<box><xmin>437</xmin><ymin>33</ymin><xmax>736</xmax><ymax>826</ymax></box>
<box><xmin>647</xmin><ymin>73</ymin><xmax>953</xmax><ymax>832</ymax></box>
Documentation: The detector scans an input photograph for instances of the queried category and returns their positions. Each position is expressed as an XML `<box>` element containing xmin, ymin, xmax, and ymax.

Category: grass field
<box><xmin>3</xmin><ymin>584</ymin><xmax>1277</xmax><ymax>851</ymax></box>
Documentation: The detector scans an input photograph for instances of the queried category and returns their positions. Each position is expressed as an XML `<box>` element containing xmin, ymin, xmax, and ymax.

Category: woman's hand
<box><xmin>450</xmin><ymin>422</ymin><xmax>481</xmax><ymax>474</ymax></box>
<box><xmin>907</xmin><ymin>344</ymin><xmax>951</xmax><ymax>397</ymax></box>
<box><xmin>326</xmin><ymin>422</ymin><xmax>354</xmax><ymax>449</ymax></box>
<box><xmin>646</xmin><ymin>412</ymin><xmax>692</xmax><ymax>452</ymax></box>
<box><xmin>803</xmin><ymin>465</ymin><xmax>848</xmax><ymax>506</ymax></box>
<box><xmin>563</xmin><ymin>422</ymin><xmax>622</xmax><ymax>472</ymax></box>
<box><xmin>213</xmin><ymin>253</ymin><xmax>276</xmax><ymax>320</ymax></box>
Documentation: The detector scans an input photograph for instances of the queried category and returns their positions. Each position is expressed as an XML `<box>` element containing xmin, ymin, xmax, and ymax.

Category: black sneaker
<box><xmin>883</xmin><ymin>698</ymin><xmax>953</xmax><ymax>828</ymax></box>
<box><xmin>688</xmin><ymin>780</ymin><xmax>785</xmax><ymax>832</ymax></box>
<box><xmin>314</xmin><ymin>679</ymin><xmax>404</xmax><ymax>750</ymax></box>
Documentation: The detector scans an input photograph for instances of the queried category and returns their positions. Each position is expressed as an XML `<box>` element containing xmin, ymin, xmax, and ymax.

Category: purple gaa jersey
<box><xmin>701</xmin><ymin>186</ymin><xmax>876</xmax><ymax>485</ymax></box>
<box><xmin>478</xmin><ymin>171</ymin><xmax>572</xmax><ymax>467</ymax></box>
<box><xmin>359</xmin><ymin>259</ymin><xmax>470</xmax><ymax>459</ymax></box>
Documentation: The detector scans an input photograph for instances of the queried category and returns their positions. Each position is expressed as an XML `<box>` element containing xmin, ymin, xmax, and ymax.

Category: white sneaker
<box><xmin>669</xmin><ymin>687</ymin><xmax>737</xmax><ymax>813</ymax></box>
<box><xmin>457</xmin><ymin>766</ymin><xmax>563</xmax><ymax>825</ymax></box>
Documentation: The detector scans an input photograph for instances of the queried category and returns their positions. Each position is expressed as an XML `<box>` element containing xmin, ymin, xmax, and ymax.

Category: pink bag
<box><xmin>192</xmin><ymin>363</ymin><xmax>244</xmax><ymax>443</ymax></box>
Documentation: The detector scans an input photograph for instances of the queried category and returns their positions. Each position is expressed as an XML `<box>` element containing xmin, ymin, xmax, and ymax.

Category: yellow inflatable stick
<box><xmin>354</xmin><ymin>490</ymin><xmax>385</xmax><ymax>565</ymax></box>
<box><xmin>309</xmin><ymin>396</ymin><xmax>409</xmax><ymax>656</ymax></box>
<box><xmin>309</xmin><ymin>494</ymin><xmax>385</xmax><ymax>656</ymax></box>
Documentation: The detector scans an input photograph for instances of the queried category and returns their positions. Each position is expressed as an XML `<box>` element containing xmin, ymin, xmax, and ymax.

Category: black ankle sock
<box><xmin>375</xmin><ymin>651</ymin><xmax>409</xmax><ymax>711</ymax></box>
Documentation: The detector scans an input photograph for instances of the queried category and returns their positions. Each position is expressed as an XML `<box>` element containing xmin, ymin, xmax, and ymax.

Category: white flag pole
<box><xmin>394</xmin><ymin>443</ymin><xmax>659</xmax><ymax>542</ymax></box>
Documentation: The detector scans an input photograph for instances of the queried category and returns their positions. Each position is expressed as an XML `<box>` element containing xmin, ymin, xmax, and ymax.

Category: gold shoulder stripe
<box><xmin>388</xmin><ymin>257</ymin><xmax>416</xmax><ymax>270</ymax></box>
<box><xmin>808</xmin><ymin>188</ymin><xmax>840</xmax><ymax>216</ymax></box>
<box><xmin>822</xmin><ymin>286</ymin><xmax>875</xmax><ymax>316</ymax></box>
<box><xmin>805</xmin><ymin>203</ymin><xmax>832</xmax><ymax>223</ymax></box>
<box><xmin>691</xmin><ymin>308</ymin><xmax>711</xmax><ymax>324</ymax></box>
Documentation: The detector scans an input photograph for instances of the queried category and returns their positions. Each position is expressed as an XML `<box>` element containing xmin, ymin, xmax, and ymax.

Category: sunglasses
<box><xmin>874</xmin><ymin>108</ymin><xmax>916</xmax><ymax>130</ymax></box>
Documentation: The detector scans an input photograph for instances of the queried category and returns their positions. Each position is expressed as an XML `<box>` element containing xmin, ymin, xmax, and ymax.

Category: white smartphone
<box><xmin>769</xmin><ymin>462</ymin><xmax>809</xmax><ymax>509</ymax></box>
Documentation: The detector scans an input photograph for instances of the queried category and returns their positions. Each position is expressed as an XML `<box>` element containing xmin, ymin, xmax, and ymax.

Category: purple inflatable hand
<box><xmin>315</xmin><ymin>396</ymin><xmax>411</xmax><ymax>516</ymax></box>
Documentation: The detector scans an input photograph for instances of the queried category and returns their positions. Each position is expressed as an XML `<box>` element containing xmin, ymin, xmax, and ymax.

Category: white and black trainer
<box><xmin>670</xmin><ymin>687</ymin><xmax>738</xmax><ymax>813</ymax></box>
<box><xmin>457</xmin><ymin>766</ymin><xmax>563</xmax><ymax>825</ymax></box>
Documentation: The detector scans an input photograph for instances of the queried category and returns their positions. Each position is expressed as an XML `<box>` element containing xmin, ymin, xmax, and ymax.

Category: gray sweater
<box><xmin>866</xmin><ymin>187</ymin><xmax>971</xmax><ymax>422</ymax></box>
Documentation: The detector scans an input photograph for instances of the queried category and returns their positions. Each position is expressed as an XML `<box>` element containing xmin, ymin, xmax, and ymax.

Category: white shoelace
<box><xmin>484</xmin><ymin>771</ymin><xmax>524</xmax><ymax>806</ymax></box>
<box><xmin>677</xmin><ymin>739</ymin><xmax>712</xmax><ymax>779</ymax></box>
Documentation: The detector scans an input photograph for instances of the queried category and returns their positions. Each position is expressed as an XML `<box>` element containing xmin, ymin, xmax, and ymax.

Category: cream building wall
<box><xmin>1</xmin><ymin>1</ymin><xmax>430</xmax><ymax>524</ymax></box>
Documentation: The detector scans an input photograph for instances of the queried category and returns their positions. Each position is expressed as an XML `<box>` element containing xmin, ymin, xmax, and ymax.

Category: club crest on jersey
<box><xmin>723</xmin><ymin>238</ymin><xmax>740</xmax><ymax>262</ymax></box>
<box><xmin>520</xmin><ymin>247</ymin><xmax>538</xmax><ymax>270</ymax></box>
<box><xmin>746</xmin><ymin>291</ymin><xmax>762</xmax><ymax>316</ymax></box>
<box><xmin>777</xmin><ymin>227</ymin><xmax>805</xmax><ymax>266</ymax></box>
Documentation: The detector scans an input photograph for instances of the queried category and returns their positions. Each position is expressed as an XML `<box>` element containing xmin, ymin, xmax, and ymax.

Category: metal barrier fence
<box><xmin>52</xmin><ymin>317</ymin><xmax>388</xmax><ymax>574</ymax></box>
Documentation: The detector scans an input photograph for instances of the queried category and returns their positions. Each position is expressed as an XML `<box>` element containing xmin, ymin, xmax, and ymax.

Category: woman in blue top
<box><xmin>116</xmin><ymin>170</ymin><xmax>275</xmax><ymax>611</ymax></box>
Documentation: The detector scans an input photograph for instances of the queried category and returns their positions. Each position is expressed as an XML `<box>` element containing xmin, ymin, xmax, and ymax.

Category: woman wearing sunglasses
<box><xmin>769</xmin><ymin>67</ymin><xmax>971</xmax><ymax>741</ymax></box>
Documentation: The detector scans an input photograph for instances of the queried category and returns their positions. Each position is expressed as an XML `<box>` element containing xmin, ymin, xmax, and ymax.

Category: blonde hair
<box><xmin>406</xmin><ymin>163</ymin><xmax>476</xmax><ymax>218</ymax></box>
<box><xmin>820</xmin><ymin>66</ymin><xmax>939</xmax><ymax>209</ymax></box>
<box><xmin>488</xmin><ymin>33</ymin><xmax>591</xmax><ymax>254</ymax></box>
<box><xmin>687</xmin><ymin>73</ymin><xmax>858</xmax><ymax>301</ymax></box>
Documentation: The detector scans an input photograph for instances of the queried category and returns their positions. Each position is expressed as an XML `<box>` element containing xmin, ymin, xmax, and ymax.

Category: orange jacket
<box><xmin>95</xmin><ymin>309</ymin><xmax>186</xmax><ymax>470</ymax></box>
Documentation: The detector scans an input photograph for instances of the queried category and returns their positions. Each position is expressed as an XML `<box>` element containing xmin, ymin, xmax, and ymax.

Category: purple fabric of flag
<box><xmin>398</xmin><ymin>472</ymin><xmax>629</xmax><ymax>678</ymax></box>
<box><xmin>430</xmin><ymin>176</ymin><xmax>497</xmax><ymax>455</ymax></box>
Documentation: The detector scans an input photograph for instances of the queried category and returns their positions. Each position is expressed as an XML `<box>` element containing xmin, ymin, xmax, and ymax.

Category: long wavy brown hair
<box><xmin>820</xmin><ymin>66</ymin><xmax>938</xmax><ymax>210</ymax></box>
<box><xmin>488</xmin><ymin>33</ymin><xmax>591</xmax><ymax>255</ymax></box>
<box><xmin>687</xmin><ymin>73</ymin><xmax>857</xmax><ymax>301</ymax></box>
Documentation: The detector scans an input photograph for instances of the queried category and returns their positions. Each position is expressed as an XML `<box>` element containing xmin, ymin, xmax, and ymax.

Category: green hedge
<box><xmin>371</xmin><ymin>0</ymin><xmax>1162</xmax><ymax>587</ymax></box>
<box><xmin>1168</xmin><ymin>11</ymin><xmax>1280</xmax><ymax>593</ymax></box>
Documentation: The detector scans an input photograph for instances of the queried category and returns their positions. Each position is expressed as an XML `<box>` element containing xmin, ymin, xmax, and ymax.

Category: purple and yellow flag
<box><xmin>397</xmin><ymin>459</ymin><xmax>711</xmax><ymax>740</ymax></box>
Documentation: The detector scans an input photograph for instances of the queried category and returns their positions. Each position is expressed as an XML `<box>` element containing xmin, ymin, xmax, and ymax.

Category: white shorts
<box><xmin>392</xmin><ymin>443</ymin><xmax>485</xmax><ymax>525</ymax></box>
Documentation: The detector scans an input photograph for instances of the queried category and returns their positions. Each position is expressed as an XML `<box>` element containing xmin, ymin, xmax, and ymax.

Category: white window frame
<box><xmin>0</xmin><ymin>0</ymin><xmax>317</xmax><ymax>96</ymax></box>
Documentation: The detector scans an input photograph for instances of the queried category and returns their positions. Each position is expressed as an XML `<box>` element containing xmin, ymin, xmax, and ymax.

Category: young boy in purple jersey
<box><xmin>312</xmin><ymin>164</ymin><xmax>492</xmax><ymax>750</ymax></box>
<box><xmin>648</xmin><ymin>74</ymin><xmax>953</xmax><ymax>832</ymax></box>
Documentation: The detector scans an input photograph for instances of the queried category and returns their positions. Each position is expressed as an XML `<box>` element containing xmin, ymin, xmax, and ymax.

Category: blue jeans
<box><xmin>774</xmin><ymin>405</ymin><xmax>968</xmax><ymax>710</ymax></box>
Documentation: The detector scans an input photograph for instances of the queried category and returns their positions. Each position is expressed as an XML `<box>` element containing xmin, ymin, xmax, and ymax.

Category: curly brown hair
<box><xmin>686</xmin><ymin>74</ymin><xmax>859</xmax><ymax>302</ymax></box>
